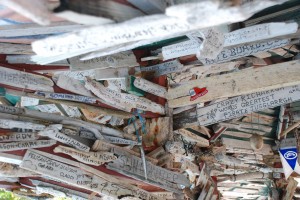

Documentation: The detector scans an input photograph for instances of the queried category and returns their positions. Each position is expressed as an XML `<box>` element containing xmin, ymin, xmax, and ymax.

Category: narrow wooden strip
<box><xmin>0</xmin><ymin>140</ymin><xmax>56</xmax><ymax>152</ymax></box>
<box><xmin>0</xmin><ymin>67</ymin><xmax>54</xmax><ymax>92</ymax></box>
<box><xmin>168</xmin><ymin>60</ymin><xmax>300</xmax><ymax>108</ymax></box>
<box><xmin>0</xmin><ymin>132</ymin><xmax>38</xmax><ymax>142</ymax></box>
<box><xmin>134</xmin><ymin>77</ymin><xmax>167</xmax><ymax>98</ymax></box>
<box><xmin>197</xmin><ymin>85</ymin><xmax>300</xmax><ymax>126</ymax></box>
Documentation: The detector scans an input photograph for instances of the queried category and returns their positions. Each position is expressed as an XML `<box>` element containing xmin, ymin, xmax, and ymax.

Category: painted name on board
<box><xmin>0</xmin><ymin>140</ymin><xmax>56</xmax><ymax>151</ymax></box>
<box><xmin>140</xmin><ymin>60</ymin><xmax>183</xmax><ymax>76</ymax></box>
<box><xmin>200</xmin><ymin>39</ymin><xmax>290</xmax><ymax>65</ymax></box>
<box><xmin>0</xmin><ymin>132</ymin><xmax>38</xmax><ymax>142</ymax></box>
<box><xmin>197</xmin><ymin>85</ymin><xmax>300</xmax><ymax>126</ymax></box>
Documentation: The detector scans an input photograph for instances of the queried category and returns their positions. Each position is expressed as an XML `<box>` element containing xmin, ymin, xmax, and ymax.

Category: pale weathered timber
<box><xmin>177</xmin><ymin>129</ymin><xmax>209</xmax><ymax>147</ymax></box>
<box><xmin>0</xmin><ymin>162</ymin><xmax>39</xmax><ymax>177</ymax></box>
<box><xmin>0</xmin><ymin>132</ymin><xmax>39</xmax><ymax>142</ymax></box>
<box><xmin>0</xmin><ymin>140</ymin><xmax>56</xmax><ymax>152</ymax></box>
<box><xmin>69</xmin><ymin>51</ymin><xmax>138</xmax><ymax>71</ymax></box>
<box><xmin>39</xmin><ymin>126</ymin><xmax>90</xmax><ymax>152</ymax></box>
<box><xmin>20</xmin><ymin>149</ymin><xmax>161</xmax><ymax>200</ymax></box>
<box><xmin>107</xmin><ymin>148</ymin><xmax>190</xmax><ymax>193</ymax></box>
<box><xmin>196</xmin><ymin>84</ymin><xmax>300</xmax><ymax>126</ymax></box>
<box><xmin>283</xmin><ymin>178</ymin><xmax>298</xmax><ymax>200</ymax></box>
<box><xmin>53</xmin><ymin>145</ymin><xmax>116</xmax><ymax>166</ymax></box>
<box><xmin>0</xmin><ymin>119</ymin><xmax>45</xmax><ymax>130</ymax></box>
<box><xmin>134</xmin><ymin>77</ymin><xmax>167</xmax><ymax>98</ymax></box>
<box><xmin>0</xmin><ymin>43</ymin><xmax>33</xmax><ymax>54</ymax></box>
<box><xmin>167</xmin><ymin>60</ymin><xmax>300</xmax><ymax>107</ymax></box>
<box><xmin>0</xmin><ymin>67</ymin><xmax>54</xmax><ymax>92</ymax></box>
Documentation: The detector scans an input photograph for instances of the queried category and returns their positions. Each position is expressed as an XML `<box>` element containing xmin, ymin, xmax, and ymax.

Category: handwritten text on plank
<box><xmin>140</xmin><ymin>60</ymin><xmax>183</xmax><ymax>76</ymax></box>
<box><xmin>0</xmin><ymin>140</ymin><xmax>56</xmax><ymax>151</ymax></box>
<box><xmin>200</xmin><ymin>39</ymin><xmax>290</xmax><ymax>65</ymax></box>
<box><xmin>0</xmin><ymin>67</ymin><xmax>53</xmax><ymax>92</ymax></box>
<box><xmin>0</xmin><ymin>132</ymin><xmax>38</xmax><ymax>142</ymax></box>
<box><xmin>197</xmin><ymin>85</ymin><xmax>300</xmax><ymax>126</ymax></box>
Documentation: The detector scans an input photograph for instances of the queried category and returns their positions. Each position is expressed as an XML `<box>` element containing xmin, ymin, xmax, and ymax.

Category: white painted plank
<box><xmin>140</xmin><ymin>60</ymin><xmax>184</xmax><ymax>76</ymax></box>
<box><xmin>167</xmin><ymin>60</ymin><xmax>300</xmax><ymax>108</ymax></box>
<box><xmin>197</xmin><ymin>85</ymin><xmax>300</xmax><ymax>126</ymax></box>
<box><xmin>0</xmin><ymin>140</ymin><xmax>56</xmax><ymax>152</ymax></box>
<box><xmin>39</xmin><ymin>126</ymin><xmax>90</xmax><ymax>152</ymax></box>
<box><xmin>0</xmin><ymin>119</ymin><xmax>45</xmax><ymax>130</ymax></box>
<box><xmin>0</xmin><ymin>132</ymin><xmax>38</xmax><ymax>142</ymax></box>
<box><xmin>0</xmin><ymin>67</ymin><xmax>54</xmax><ymax>92</ymax></box>
<box><xmin>69</xmin><ymin>51</ymin><xmax>138</xmax><ymax>71</ymax></box>
<box><xmin>134</xmin><ymin>77</ymin><xmax>167</xmax><ymax>98</ymax></box>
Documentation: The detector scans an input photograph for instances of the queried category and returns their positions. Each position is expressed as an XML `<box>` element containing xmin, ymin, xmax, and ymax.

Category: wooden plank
<box><xmin>53</xmin><ymin>145</ymin><xmax>117</xmax><ymax>166</ymax></box>
<box><xmin>0</xmin><ymin>119</ymin><xmax>45</xmax><ymax>130</ymax></box>
<box><xmin>134</xmin><ymin>77</ymin><xmax>167</xmax><ymax>98</ymax></box>
<box><xmin>0</xmin><ymin>0</ymin><xmax>51</xmax><ymax>25</ymax></box>
<box><xmin>222</xmin><ymin>138</ymin><xmax>273</xmax><ymax>155</ymax></box>
<box><xmin>242</xmin><ymin>113</ymin><xmax>277</xmax><ymax>126</ymax></box>
<box><xmin>69</xmin><ymin>51</ymin><xmax>138</xmax><ymax>71</ymax></box>
<box><xmin>196</xmin><ymin>84</ymin><xmax>300</xmax><ymax>126</ymax></box>
<box><xmin>218</xmin><ymin>122</ymin><xmax>272</xmax><ymax>133</ymax></box>
<box><xmin>0</xmin><ymin>43</ymin><xmax>33</xmax><ymax>54</ymax></box>
<box><xmin>167</xmin><ymin>60</ymin><xmax>300</xmax><ymax>107</ymax></box>
<box><xmin>0</xmin><ymin>140</ymin><xmax>56</xmax><ymax>152</ymax></box>
<box><xmin>39</xmin><ymin>126</ymin><xmax>90</xmax><ymax>152</ymax></box>
<box><xmin>177</xmin><ymin>129</ymin><xmax>209</xmax><ymax>147</ymax></box>
<box><xmin>0</xmin><ymin>67</ymin><xmax>54</xmax><ymax>92</ymax></box>
<box><xmin>21</xmin><ymin>149</ymin><xmax>161</xmax><ymax>200</ymax></box>
<box><xmin>283</xmin><ymin>178</ymin><xmax>298</xmax><ymax>200</ymax></box>
<box><xmin>0</xmin><ymin>22</ymin><xmax>88</xmax><ymax>37</ymax></box>
<box><xmin>140</xmin><ymin>60</ymin><xmax>184</xmax><ymax>77</ymax></box>
<box><xmin>107</xmin><ymin>148</ymin><xmax>190</xmax><ymax>193</ymax></box>
<box><xmin>0</xmin><ymin>162</ymin><xmax>38</xmax><ymax>177</ymax></box>
<box><xmin>0</xmin><ymin>132</ymin><xmax>38</xmax><ymax>142</ymax></box>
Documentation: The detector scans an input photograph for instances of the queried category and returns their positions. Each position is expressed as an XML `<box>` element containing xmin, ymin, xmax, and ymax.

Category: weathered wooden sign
<box><xmin>85</xmin><ymin>77</ymin><xmax>165</xmax><ymax>114</ymax></box>
<box><xmin>54</xmin><ymin>145</ymin><xmax>116</xmax><ymax>166</ymax></box>
<box><xmin>21</xmin><ymin>150</ymin><xmax>93</xmax><ymax>186</ymax></box>
<box><xmin>177</xmin><ymin>129</ymin><xmax>209</xmax><ymax>147</ymax></box>
<box><xmin>0</xmin><ymin>162</ymin><xmax>38</xmax><ymax>177</ymax></box>
<box><xmin>36</xmin><ymin>186</ymin><xmax>67</xmax><ymax>198</ymax></box>
<box><xmin>20</xmin><ymin>96</ymin><xmax>39</xmax><ymax>107</ymax></box>
<box><xmin>69</xmin><ymin>51</ymin><xmax>138</xmax><ymax>70</ymax></box>
<box><xmin>61</xmin><ymin>104</ymin><xmax>82</xmax><ymax>118</ymax></box>
<box><xmin>107</xmin><ymin>148</ymin><xmax>190</xmax><ymax>193</ymax></box>
<box><xmin>0</xmin><ymin>132</ymin><xmax>38</xmax><ymax>142</ymax></box>
<box><xmin>197</xmin><ymin>84</ymin><xmax>300</xmax><ymax>126</ymax></box>
<box><xmin>223</xmin><ymin>22</ymin><xmax>297</xmax><ymax>46</ymax></box>
<box><xmin>167</xmin><ymin>60</ymin><xmax>300</xmax><ymax>108</ymax></box>
<box><xmin>104</xmin><ymin>136</ymin><xmax>141</xmax><ymax>146</ymax></box>
<box><xmin>39</xmin><ymin>127</ymin><xmax>90</xmax><ymax>152</ymax></box>
<box><xmin>200</xmin><ymin>39</ymin><xmax>290</xmax><ymax>65</ymax></box>
<box><xmin>140</xmin><ymin>60</ymin><xmax>184</xmax><ymax>76</ymax></box>
<box><xmin>134</xmin><ymin>77</ymin><xmax>167</xmax><ymax>98</ymax></box>
<box><xmin>0</xmin><ymin>140</ymin><xmax>56</xmax><ymax>152</ymax></box>
<box><xmin>0</xmin><ymin>119</ymin><xmax>45</xmax><ymax>131</ymax></box>
<box><xmin>55</xmin><ymin>75</ymin><xmax>93</xmax><ymax>97</ymax></box>
<box><xmin>0</xmin><ymin>67</ymin><xmax>54</xmax><ymax>92</ymax></box>
<box><xmin>162</xmin><ymin>40</ymin><xmax>199</xmax><ymax>60</ymax></box>
<box><xmin>35</xmin><ymin>104</ymin><xmax>63</xmax><ymax>115</ymax></box>
<box><xmin>22</xmin><ymin>150</ymin><xmax>160</xmax><ymax>200</ymax></box>
<box><xmin>37</xmin><ymin>92</ymin><xmax>97</xmax><ymax>104</ymax></box>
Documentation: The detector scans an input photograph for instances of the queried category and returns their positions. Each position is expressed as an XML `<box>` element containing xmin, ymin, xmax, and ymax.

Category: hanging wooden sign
<box><xmin>0</xmin><ymin>119</ymin><xmax>45</xmax><ymax>131</ymax></box>
<box><xmin>0</xmin><ymin>132</ymin><xmax>38</xmax><ymax>142</ymax></box>
<box><xmin>140</xmin><ymin>60</ymin><xmax>184</xmax><ymax>76</ymax></box>
<box><xmin>0</xmin><ymin>67</ymin><xmax>54</xmax><ymax>92</ymax></box>
<box><xmin>53</xmin><ymin>145</ymin><xmax>117</xmax><ymax>166</ymax></box>
<box><xmin>197</xmin><ymin>84</ymin><xmax>300</xmax><ymax>126</ymax></box>
<box><xmin>167</xmin><ymin>60</ymin><xmax>300</xmax><ymax>108</ymax></box>
<box><xmin>134</xmin><ymin>77</ymin><xmax>167</xmax><ymax>98</ymax></box>
<box><xmin>0</xmin><ymin>140</ymin><xmax>56</xmax><ymax>152</ymax></box>
<box><xmin>39</xmin><ymin>127</ymin><xmax>90</xmax><ymax>152</ymax></box>
<box><xmin>69</xmin><ymin>51</ymin><xmax>138</xmax><ymax>71</ymax></box>
<box><xmin>200</xmin><ymin>39</ymin><xmax>290</xmax><ymax>65</ymax></box>
<box><xmin>107</xmin><ymin>148</ymin><xmax>190</xmax><ymax>193</ymax></box>
<box><xmin>103</xmin><ymin>136</ymin><xmax>141</xmax><ymax>146</ymax></box>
